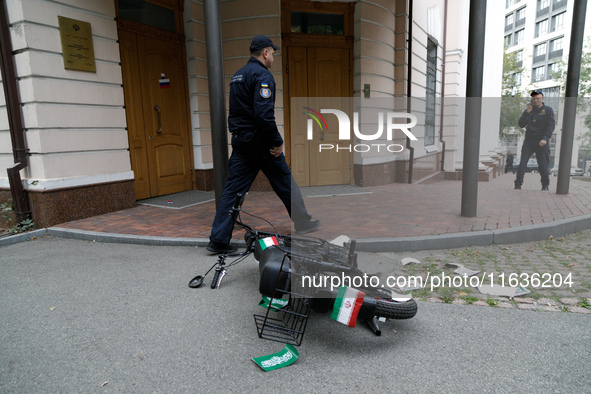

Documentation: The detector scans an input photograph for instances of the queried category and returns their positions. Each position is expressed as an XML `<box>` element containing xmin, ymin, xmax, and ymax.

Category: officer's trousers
<box><xmin>514</xmin><ymin>138</ymin><xmax>551</xmax><ymax>188</ymax></box>
<box><xmin>209</xmin><ymin>136</ymin><xmax>312</xmax><ymax>244</ymax></box>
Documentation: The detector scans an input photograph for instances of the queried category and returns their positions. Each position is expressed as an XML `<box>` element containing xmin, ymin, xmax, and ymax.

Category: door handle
<box><xmin>154</xmin><ymin>105</ymin><xmax>162</xmax><ymax>134</ymax></box>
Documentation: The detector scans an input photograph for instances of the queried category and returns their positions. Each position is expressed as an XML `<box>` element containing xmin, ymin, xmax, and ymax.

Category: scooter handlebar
<box><xmin>233</xmin><ymin>193</ymin><xmax>243</xmax><ymax>211</ymax></box>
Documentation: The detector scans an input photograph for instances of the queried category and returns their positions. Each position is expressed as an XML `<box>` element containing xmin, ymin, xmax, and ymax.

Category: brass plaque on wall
<box><xmin>58</xmin><ymin>16</ymin><xmax>96</xmax><ymax>72</ymax></box>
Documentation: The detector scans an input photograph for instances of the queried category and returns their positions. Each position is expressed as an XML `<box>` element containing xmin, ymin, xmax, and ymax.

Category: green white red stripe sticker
<box><xmin>258</xmin><ymin>236</ymin><xmax>278</xmax><ymax>250</ymax></box>
<box><xmin>330</xmin><ymin>286</ymin><xmax>365</xmax><ymax>327</ymax></box>
<box><xmin>252</xmin><ymin>344</ymin><xmax>299</xmax><ymax>372</ymax></box>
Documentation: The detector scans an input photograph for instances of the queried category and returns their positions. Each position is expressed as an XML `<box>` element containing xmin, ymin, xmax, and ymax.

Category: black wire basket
<box><xmin>253</xmin><ymin>251</ymin><xmax>312</xmax><ymax>346</ymax></box>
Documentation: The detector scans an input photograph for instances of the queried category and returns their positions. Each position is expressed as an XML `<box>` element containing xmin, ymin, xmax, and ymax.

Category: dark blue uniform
<box><xmin>515</xmin><ymin>103</ymin><xmax>555</xmax><ymax>188</ymax></box>
<box><xmin>209</xmin><ymin>57</ymin><xmax>312</xmax><ymax>245</ymax></box>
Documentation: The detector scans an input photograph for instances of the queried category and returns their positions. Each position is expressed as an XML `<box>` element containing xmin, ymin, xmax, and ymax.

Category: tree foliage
<box><xmin>499</xmin><ymin>47</ymin><xmax>527</xmax><ymax>142</ymax></box>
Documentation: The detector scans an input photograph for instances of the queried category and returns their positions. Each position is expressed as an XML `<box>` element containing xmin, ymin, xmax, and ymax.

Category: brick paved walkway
<box><xmin>57</xmin><ymin>174</ymin><xmax>591</xmax><ymax>241</ymax></box>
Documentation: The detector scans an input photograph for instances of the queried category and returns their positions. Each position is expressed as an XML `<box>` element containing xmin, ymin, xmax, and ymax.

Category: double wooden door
<box><xmin>287</xmin><ymin>46</ymin><xmax>351</xmax><ymax>186</ymax></box>
<box><xmin>119</xmin><ymin>30</ymin><xmax>193</xmax><ymax>200</ymax></box>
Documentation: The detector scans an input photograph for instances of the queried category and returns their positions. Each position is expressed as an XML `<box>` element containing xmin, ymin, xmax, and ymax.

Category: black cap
<box><xmin>531</xmin><ymin>89</ymin><xmax>543</xmax><ymax>96</ymax></box>
<box><xmin>249</xmin><ymin>36</ymin><xmax>280</xmax><ymax>52</ymax></box>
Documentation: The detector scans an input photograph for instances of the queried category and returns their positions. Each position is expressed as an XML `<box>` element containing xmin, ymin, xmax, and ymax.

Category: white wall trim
<box><xmin>0</xmin><ymin>171</ymin><xmax>135</xmax><ymax>191</ymax></box>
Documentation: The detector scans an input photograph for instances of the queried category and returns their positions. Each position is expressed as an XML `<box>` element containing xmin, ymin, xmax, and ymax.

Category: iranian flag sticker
<box><xmin>258</xmin><ymin>236</ymin><xmax>279</xmax><ymax>250</ymax></box>
<box><xmin>330</xmin><ymin>286</ymin><xmax>366</xmax><ymax>327</ymax></box>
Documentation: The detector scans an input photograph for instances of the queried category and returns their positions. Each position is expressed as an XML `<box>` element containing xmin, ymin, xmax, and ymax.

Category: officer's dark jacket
<box><xmin>228</xmin><ymin>57</ymin><xmax>284</xmax><ymax>148</ymax></box>
<box><xmin>518</xmin><ymin>103</ymin><xmax>555</xmax><ymax>142</ymax></box>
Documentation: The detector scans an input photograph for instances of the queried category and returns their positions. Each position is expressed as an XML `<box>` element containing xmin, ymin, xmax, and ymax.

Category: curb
<box><xmin>344</xmin><ymin>213</ymin><xmax>591</xmax><ymax>252</ymax></box>
<box><xmin>0</xmin><ymin>229</ymin><xmax>48</xmax><ymax>247</ymax></box>
<box><xmin>1</xmin><ymin>213</ymin><xmax>591</xmax><ymax>252</ymax></box>
<box><xmin>46</xmin><ymin>227</ymin><xmax>212</xmax><ymax>247</ymax></box>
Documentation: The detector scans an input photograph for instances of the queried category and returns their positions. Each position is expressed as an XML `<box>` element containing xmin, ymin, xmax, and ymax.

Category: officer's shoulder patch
<box><xmin>260</xmin><ymin>86</ymin><xmax>271</xmax><ymax>98</ymax></box>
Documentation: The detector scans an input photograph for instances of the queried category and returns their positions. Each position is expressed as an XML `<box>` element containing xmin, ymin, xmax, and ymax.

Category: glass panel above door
<box><xmin>291</xmin><ymin>12</ymin><xmax>344</xmax><ymax>34</ymax></box>
<box><xmin>118</xmin><ymin>0</ymin><xmax>176</xmax><ymax>33</ymax></box>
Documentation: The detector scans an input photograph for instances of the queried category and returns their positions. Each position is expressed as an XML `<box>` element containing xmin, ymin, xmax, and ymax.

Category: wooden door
<box><xmin>307</xmin><ymin>47</ymin><xmax>351</xmax><ymax>186</ymax></box>
<box><xmin>288</xmin><ymin>46</ymin><xmax>351</xmax><ymax>186</ymax></box>
<box><xmin>119</xmin><ymin>31</ymin><xmax>193</xmax><ymax>199</ymax></box>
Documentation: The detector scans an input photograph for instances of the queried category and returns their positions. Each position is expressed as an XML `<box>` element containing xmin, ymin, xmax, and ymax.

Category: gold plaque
<box><xmin>58</xmin><ymin>16</ymin><xmax>96</xmax><ymax>72</ymax></box>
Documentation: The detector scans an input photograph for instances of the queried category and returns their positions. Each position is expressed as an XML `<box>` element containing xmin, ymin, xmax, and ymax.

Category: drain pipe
<box><xmin>405</xmin><ymin>0</ymin><xmax>414</xmax><ymax>183</ymax></box>
<box><xmin>438</xmin><ymin>0</ymin><xmax>448</xmax><ymax>172</ymax></box>
<box><xmin>0</xmin><ymin>0</ymin><xmax>31</xmax><ymax>223</ymax></box>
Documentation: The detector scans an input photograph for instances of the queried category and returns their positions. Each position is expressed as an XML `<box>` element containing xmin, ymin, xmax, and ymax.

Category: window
<box><xmin>505</xmin><ymin>35</ymin><xmax>513</xmax><ymax>47</ymax></box>
<box><xmin>541</xmin><ymin>86</ymin><xmax>560</xmax><ymax>117</ymax></box>
<box><xmin>547</xmin><ymin>63</ymin><xmax>559</xmax><ymax>78</ymax></box>
<box><xmin>513</xmin><ymin>72</ymin><xmax>522</xmax><ymax>86</ymax></box>
<box><xmin>506</xmin><ymin>0</ymin><xmax>522</xmax><ymax>8</ymax></box>
<box><xmin>505</xmin><ymin>14</ymin><xmax>514</xmax><ymax>26</ymax></box>
<box><xmin>534</xmin><ymin>43</ymin><xmax>547</xmax><ymax>56</ymax></box>
<box><xmin>425</xmin><ymin>39</ymin><xmax>437</xmax><ymax>146</ymax></box>
<box><xmin>551</xmin><ymin>12</ymin><xmax>565</xmax><ymax>31</ymax></box>
<box><xmin>533</xmin><ymin>66</ymin><xmax>545</xmax><ymax>81</ymax></box>
<box><xmin>514</xmin><ymin>29</ymin><xmax>524</xmax><ymax>45</ymax></box>
<box><xmin>514</xmin><ymin>50</ymin><xmax>523</xmax><ymax>67</ymax></box>
<box><xmin>533</xmin><ymin>43</ymin><xmax>547</xmax><ymax>63</ymax></box>
<box><xmin>538</xmin><ymin>0</ymin><xmax>550</xmax><ymax>10</ymax></box>
<box><xmin>550</xmin><ymin>37</ymin><xmax>563</xmax><ymax>51</ymax></box>
<box><xmin>535</xmin><ymin>19</ymin><xmax>548</xmax><ymax>37</ymax></box>
<box><xmin>549</xmin><ymin>37</ymin><xmax>563</xmax><ymax>58</ymax></box>
<box><xmin>516</xmin><ymin>7</ymin><xmax>526</xmax><ymax>21</ymax></box>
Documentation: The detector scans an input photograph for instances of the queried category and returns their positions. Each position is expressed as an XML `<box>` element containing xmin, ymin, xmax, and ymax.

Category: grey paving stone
<box><xmin>559</xmin><ymin>298</ymin><xmax>580</xmax><ymax>306</ymax></box>
<box><xmin>568</xmin><ymin>306</ymin><xmax>591</xmax><ymax>314</ymax></box>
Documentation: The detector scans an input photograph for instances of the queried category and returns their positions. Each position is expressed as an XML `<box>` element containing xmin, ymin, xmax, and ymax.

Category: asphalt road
<box><xmin>1</xmin><ymin>237</ymin><xmax>589</xmax><ymax>393</ymax></box>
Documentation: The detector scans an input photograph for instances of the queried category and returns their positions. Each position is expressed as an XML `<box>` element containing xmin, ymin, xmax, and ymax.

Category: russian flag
<box><xmin>159</xmin><ymin>73</ymin><xmax>170</xmax><ymax>89</ymax></box>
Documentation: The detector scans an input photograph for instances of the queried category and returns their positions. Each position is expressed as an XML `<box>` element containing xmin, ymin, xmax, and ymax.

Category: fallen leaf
<box><xmin>101</xmin><ymin>382</ymin><xmax>108</xmax><ymax>387</ymax></box>
<box><xmin>49</xmin><ymin>307</ymin><xmax>56</xmax><ymax>311</ymax></box>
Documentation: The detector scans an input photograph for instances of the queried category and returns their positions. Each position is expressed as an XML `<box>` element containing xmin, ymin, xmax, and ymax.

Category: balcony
<box><xmin>505</xmin><ymin>23</ymin><xmax>514</xmax><ymax>32</ymax></box>
<box><xmin>549</xmin><ymin>49</ymin><xmax>563</xmax><ymax>59</ymax></box>
<box><xmin>515</xmin><ymin>17</ymin><xmax>526</xmax><ymax>27</ymax></box>
<box><xmin>537</xmin><ymin>7</ymin><xmax>550</xmax><ymax>17</ymax></box>
<box><xmin>533</xmin><ymin>54</ymin><xmax>547</xmax><ymax>64</ymax></box>
<box><xmin>553</xmin><ymin>0</ymin><xmax>567</xmax><ymax>11</ymax></box>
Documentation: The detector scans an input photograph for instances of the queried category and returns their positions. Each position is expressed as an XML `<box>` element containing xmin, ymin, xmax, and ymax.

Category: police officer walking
<box><xmin>514</xmin><ymin>90</ymin><xmax>555</xmax><ymax>191</ymax></box>
<box><xmin>207</xmin><ymin>36</ymin><xmax>320</xmax><ymax>253</ymax></box>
